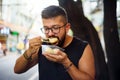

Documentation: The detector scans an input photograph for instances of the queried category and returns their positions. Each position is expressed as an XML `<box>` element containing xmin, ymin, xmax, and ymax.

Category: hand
<box><xmin>43</xmin><ymin>49</ymin><xmax>68</xmax><ymax>64</ymax></box>
<box><xmin>27</xmin><ymin>36</ymin><xmax>42</xmax><ymax>56</ymax></box>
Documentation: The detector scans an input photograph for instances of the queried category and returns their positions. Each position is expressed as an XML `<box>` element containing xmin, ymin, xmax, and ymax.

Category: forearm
<box><xmin>14</xmin><ymin>50</ymin><xmax>38</xmax><ymax>74</ymax></box>
<box><xmin>62</xmin><ymin>59</ymin><xmax>94</xmax><ymax>80</ymax></box>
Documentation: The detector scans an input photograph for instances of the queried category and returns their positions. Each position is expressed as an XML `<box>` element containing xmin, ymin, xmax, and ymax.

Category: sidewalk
<box><xmin>0</xmin><ymin>51</ymin><xmax>21</xmax><ymax>58</ymax></box>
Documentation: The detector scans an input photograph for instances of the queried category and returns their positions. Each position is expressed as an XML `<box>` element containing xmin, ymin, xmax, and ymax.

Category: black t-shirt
<box><xmin>38</xmin><ymin>37</ymin><xmax>88</xmax><ymax>80</ymax></box>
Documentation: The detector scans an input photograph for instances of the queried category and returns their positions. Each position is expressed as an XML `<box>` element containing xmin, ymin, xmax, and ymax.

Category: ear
<box><xmin>65</xmin><ymin>23</ymin><xmax>71</xmax><ymax>33</ymax></box>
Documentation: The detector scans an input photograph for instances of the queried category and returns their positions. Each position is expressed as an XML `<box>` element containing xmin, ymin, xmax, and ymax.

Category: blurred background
<box><xmin>0</xmin><ymin>0</ymin><xmax>120</xmax><ymax>80</ymax></box>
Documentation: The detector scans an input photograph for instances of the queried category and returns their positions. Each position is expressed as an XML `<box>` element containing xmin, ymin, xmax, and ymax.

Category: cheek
<box><xmin>58</xmin><ymin>31</ymin><xmax>66</xmax><ymax>41</ymax></box>
<box><xmin>45</xmin><ymin>34</ymin><xmax>49</xmax><ymax>38</ymax></box>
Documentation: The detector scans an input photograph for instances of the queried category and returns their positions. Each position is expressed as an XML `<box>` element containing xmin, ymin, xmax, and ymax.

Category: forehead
<box><xmin>42</xmin><ymin>16</ymin><xmax>65</xmax><ymax>26</ymax></box>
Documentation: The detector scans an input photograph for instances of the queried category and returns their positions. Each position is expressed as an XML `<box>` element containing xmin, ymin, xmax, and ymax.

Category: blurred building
<box><xmin>0</xmin><ymin>0</ymin><xmax>120</xmax><ymax>53</ymax></box>
<box><xmin>0</xmin><ymin>0</ymin><xmax>58</xmax><ymax>52</ymax></box>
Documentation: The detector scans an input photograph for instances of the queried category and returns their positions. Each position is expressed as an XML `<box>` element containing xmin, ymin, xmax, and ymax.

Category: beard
<box><xmin>57</xmin><ymin>32</ymin><xmax>66</xmax><ymax>47</ymax></box>
<box><xmin>47</xmin><ymin>31</ymin><xmax>66</xmax><ymax>47</ymax></box>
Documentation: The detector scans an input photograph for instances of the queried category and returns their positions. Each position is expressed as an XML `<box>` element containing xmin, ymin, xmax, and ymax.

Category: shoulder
<box><xmin>73</xmin><ymin>36</ymin><xmax>88</xmax><ymax>47</ymax></box>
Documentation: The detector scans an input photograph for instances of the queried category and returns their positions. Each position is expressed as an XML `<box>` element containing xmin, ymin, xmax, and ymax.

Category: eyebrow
<box><xmin>43</xmin><ymin>24</ymin><xmax>61</xmax><ymax>28</ymax></box>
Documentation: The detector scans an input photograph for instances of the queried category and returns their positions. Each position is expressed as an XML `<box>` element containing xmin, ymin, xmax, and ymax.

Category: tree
<box><xmin>58</xmin><ymin>0</ymin><xmax>109</xmax><ymax>80</ymax></box>
<box><xmin>103</xmin><ymin>0</ymin><xmax>120</xmax><ymax>80</ymax></box>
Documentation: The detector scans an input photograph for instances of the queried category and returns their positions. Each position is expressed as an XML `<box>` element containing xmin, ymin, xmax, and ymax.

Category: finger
<box><xmin>29</xmin><ymin>39</ymin><xmax>41</xmax><ymax>44</ymax></box>
<box><xmin>29</xmin><ymin>37</ymin><xmax>41</xmax><ymax>43</ymax></box>
<box><xmin>28</xmin><ymin>47</ymin><xmax>39</xmax><ymax>54</ymax></box>
<box><xmin>44</xmin><ymin>54</ymin><xmax>57</xmax><ymax>62</ymax></box>
<box><xmin>30</xmin><ymin>45</ymin><xmax>40</xmax><ymax>50</ymax></box>
<box><xmin>44</xmin><ymin>49</ymin><xmax>64</xmax><ymax>59</ymax></box>
<box><xmin>30</xmin><ymin>42</ymin><xmax>41</xmax><ymax>47</ymax></box>
<box><xmin>53</xmin><ymin>49</ymin><xmax>65</xmax><ymax>56</ymax></box>
<box><xmin>53</xmin><ymin>49</ymin><xmax>60</xmax><ymax>54</ymax></box>
<box><xmin>44</xmin><ymin>53</ymin><xmax>63</xmax><ymax>61</ymax></box>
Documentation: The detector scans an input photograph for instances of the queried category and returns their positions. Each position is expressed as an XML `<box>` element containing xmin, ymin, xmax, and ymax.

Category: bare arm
<box><xmin>14</xmin><ymin>36</ymin><xmax>41</xmax><ymax>74</ymax></box>
<box><xmin>43</xmin><ymin>44</ymin><xmax>95</xmax><ymax>80</ymax></box>
<box><xmin>63</xmin><ymin>44</ymin><xmax>95</xmax><ymax>80</ymax></box>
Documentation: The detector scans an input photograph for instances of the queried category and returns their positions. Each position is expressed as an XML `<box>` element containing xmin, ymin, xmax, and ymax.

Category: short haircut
<box><xmin>41</xmin><ymin>5</ymin><xmax>68</xmax><ymax>23</ymax></box>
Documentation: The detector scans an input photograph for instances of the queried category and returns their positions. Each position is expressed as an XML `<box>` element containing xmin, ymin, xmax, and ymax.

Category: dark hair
<box><xmin>41</xmin><ymin>5</ymin><xmax>68</xmax><ymax>23</ymax></box>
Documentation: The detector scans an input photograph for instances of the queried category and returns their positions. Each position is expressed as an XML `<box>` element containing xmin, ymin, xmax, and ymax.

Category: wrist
<box><xmin>64</xmin><ymin>62</ymin><xmax>73</xmax><ymax>71</ymax></box>
<box><xmin>62</xmin><ymin>58</ymin><xmax>72</xmax><ymax>69</ymax></box>
<box><xmin>23</xmin><ymin>50</ymin><xmax>32</xmax><ymax>61</ymax></box>
<box><xmin>62</xmin><ymin>58</ymin><xmax>73</xmax><ymax>71</ymax></box>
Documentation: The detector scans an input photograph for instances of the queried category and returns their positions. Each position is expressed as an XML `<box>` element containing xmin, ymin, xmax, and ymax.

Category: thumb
<box><xmin>53</xmin><ymin>49</ymin><xmax>60</xmax><ymax>54</ymax></box>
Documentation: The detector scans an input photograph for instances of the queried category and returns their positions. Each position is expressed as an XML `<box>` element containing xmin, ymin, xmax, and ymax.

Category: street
<box><xmin>0</xmin><ymin>52</ymin><xmax>38</xmax><ymax>80</ymax></box>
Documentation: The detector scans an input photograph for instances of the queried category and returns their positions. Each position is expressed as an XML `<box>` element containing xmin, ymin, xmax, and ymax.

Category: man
<box><xmin>14</xmin><ymin>5</ymin><xmax>95</xmax><ymax>80</ymax></box>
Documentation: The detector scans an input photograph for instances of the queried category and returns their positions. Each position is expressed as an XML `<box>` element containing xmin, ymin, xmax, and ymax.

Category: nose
<box><xmin>47</xmin><ymin>29</ymin><xmax>54</xmax><ymax>36</ymax></box>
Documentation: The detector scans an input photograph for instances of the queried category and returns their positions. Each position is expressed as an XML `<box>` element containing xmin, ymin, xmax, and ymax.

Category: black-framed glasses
<box><xmin>40</xmin><ymin>23</ymin><xmax>67</xmax><ymax>34</ymax></box>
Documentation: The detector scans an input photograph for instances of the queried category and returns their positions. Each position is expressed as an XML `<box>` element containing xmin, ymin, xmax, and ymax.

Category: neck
<box><xmin>63</xmin><ymin>35</ymin><xmax>73</xmax><ymax>48</ymax></box>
